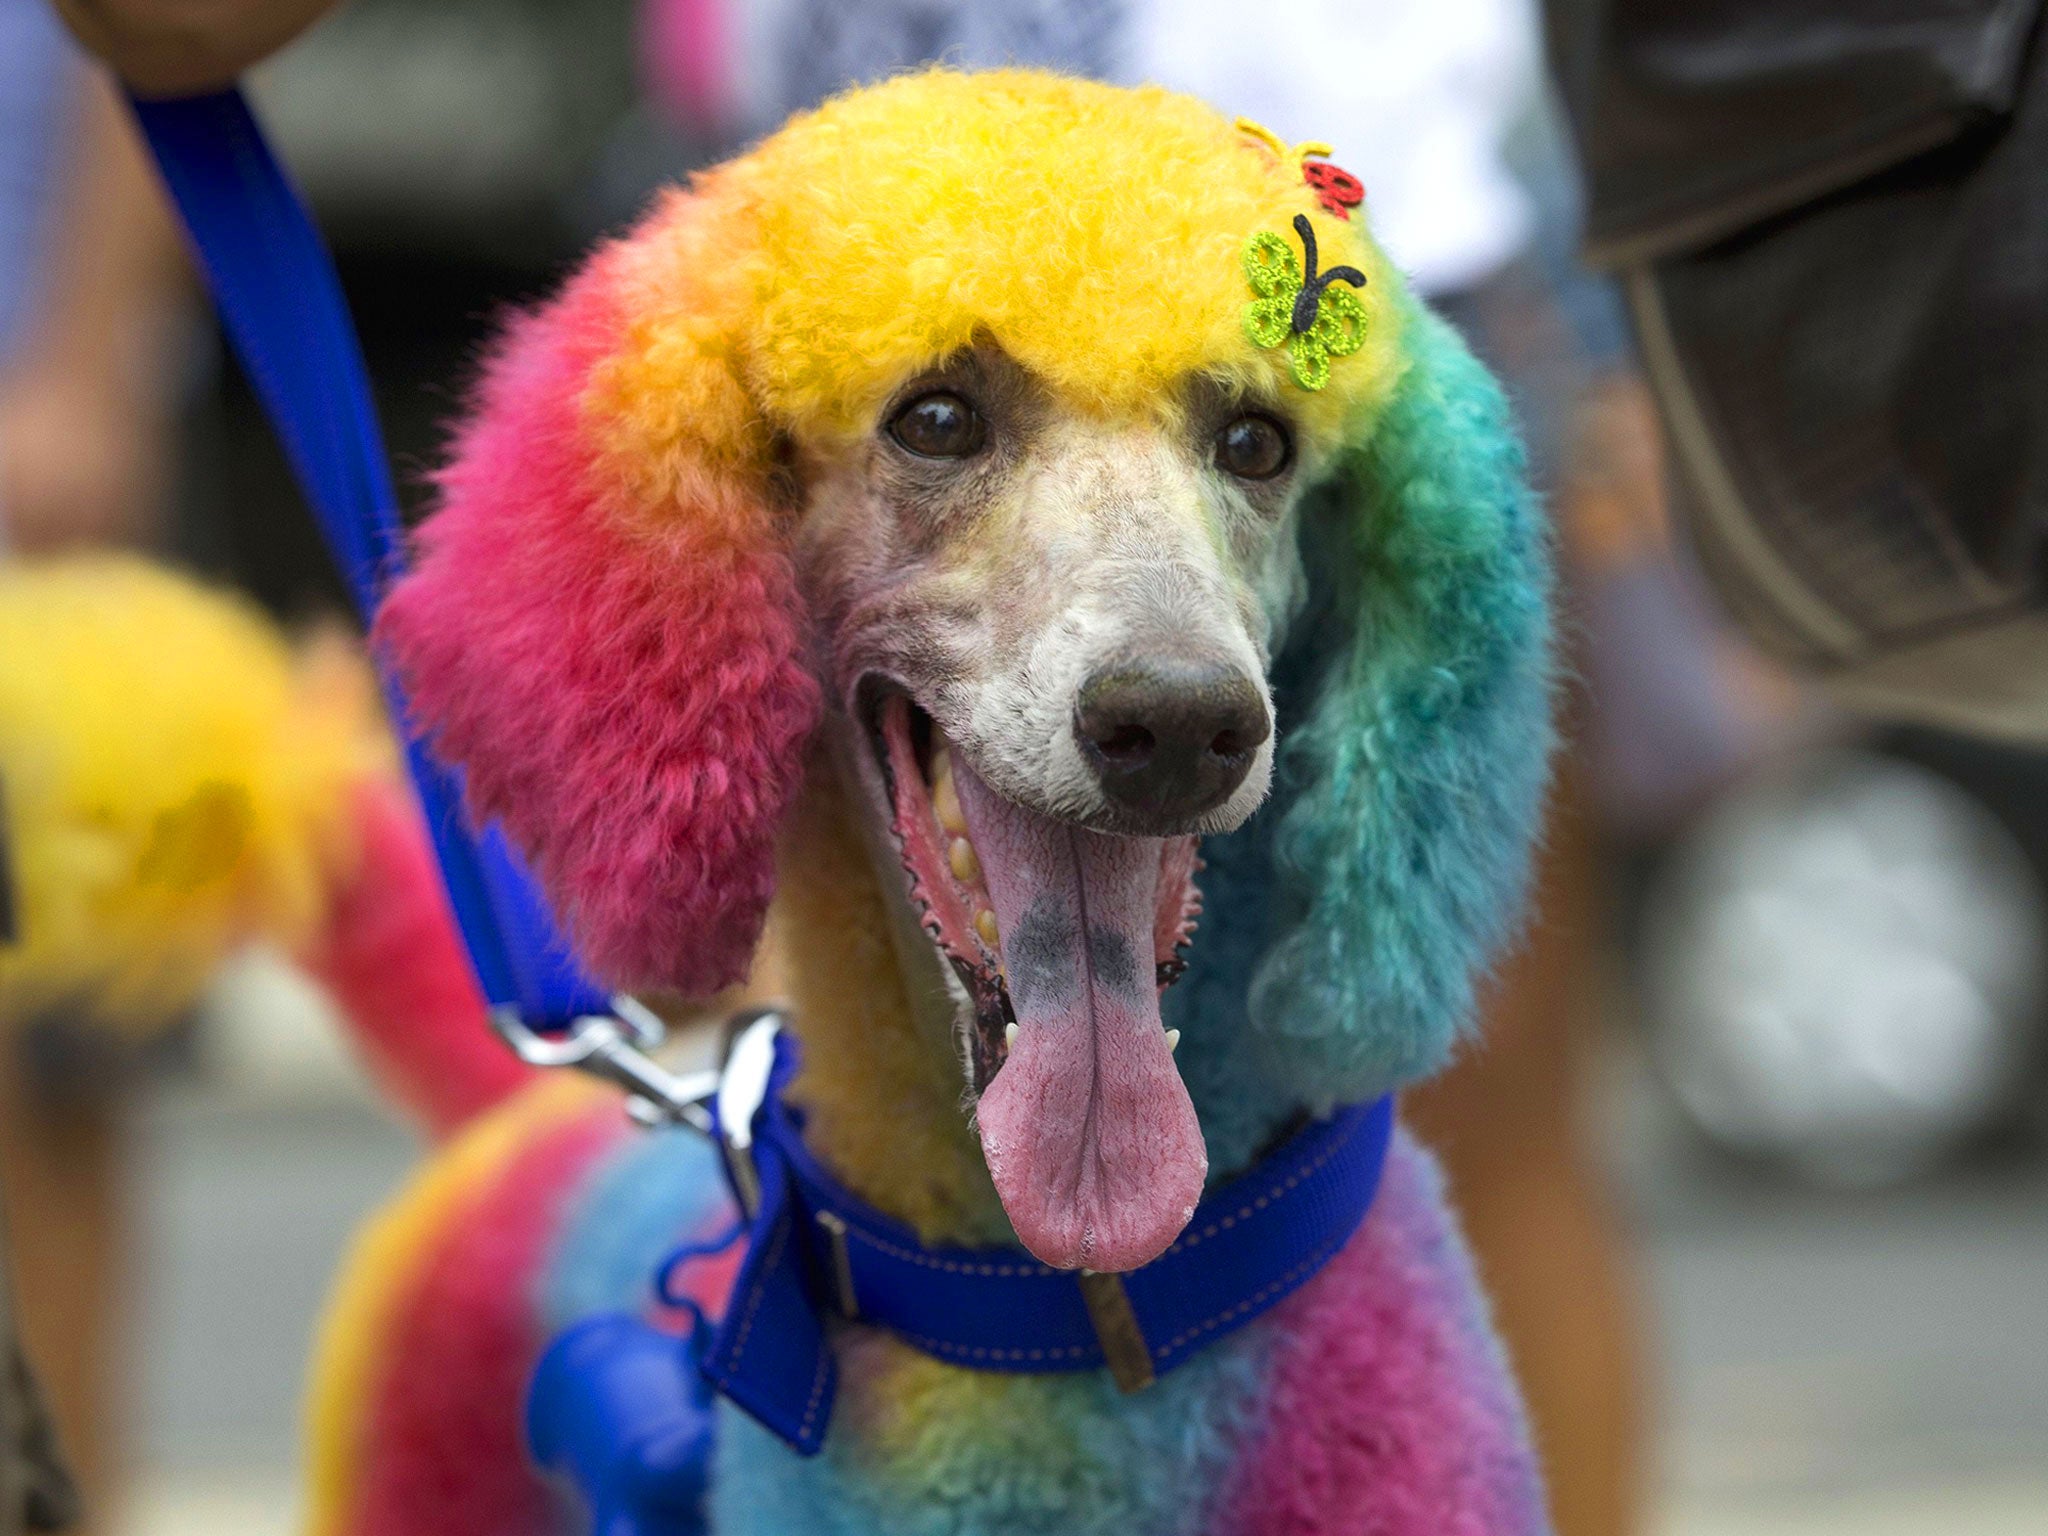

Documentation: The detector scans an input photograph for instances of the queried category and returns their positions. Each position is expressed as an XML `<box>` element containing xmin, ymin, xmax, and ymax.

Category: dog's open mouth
<box><xmin>872</xmin><ymin>693</ymin><xmax>1207</xmax><ymax>1271</ymax></box>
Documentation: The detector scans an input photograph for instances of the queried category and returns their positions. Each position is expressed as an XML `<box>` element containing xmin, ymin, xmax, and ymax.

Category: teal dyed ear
<box><xmin>1247</xmin><ymin>298</ymin><xmax>1555</xmax><ymax>1101</ymax></box>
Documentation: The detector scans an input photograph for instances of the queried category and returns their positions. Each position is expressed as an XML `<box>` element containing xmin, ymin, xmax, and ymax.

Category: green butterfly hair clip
<box><xmin>1242</xmin><ymin>214</ymin><xmax>1368</xmax><ymax>391</ymax></box>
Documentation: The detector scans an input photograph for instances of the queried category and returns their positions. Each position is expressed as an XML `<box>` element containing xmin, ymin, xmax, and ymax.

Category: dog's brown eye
<box><xmin>1215</xmin><ymin>414</ymin><xmax>1292</xmax><ymax>480</ymax></box>
<box><xmin>889</xmin><ymin>392</ymin><xmax>988</xmax><ymax>459</ymax></box>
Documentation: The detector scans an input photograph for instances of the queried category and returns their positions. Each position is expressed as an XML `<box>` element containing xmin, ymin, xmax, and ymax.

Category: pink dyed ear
<box><xmin>376</xmin><ymin>243</ymin><xmax>820</xmax><ymax>998</ymax></box>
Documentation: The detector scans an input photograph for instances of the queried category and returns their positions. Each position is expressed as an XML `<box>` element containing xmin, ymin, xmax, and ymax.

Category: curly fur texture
<box><xmin>378</xmin><ymin>253</ymin><xmax>821</xmax><ymax>996</ymax></box>
<box><xmin>1219</xmin><ymin>1134</ymin><xmax>1547</xmax><ymax>1535</ymax></box>
<box><xmin>1255</xmin><ymin>300</ymin><xmax>1552</xmax><ymax>1090</ymax></box>
<box><xmin>0</xmin><ymin>558</ymin><xmax>382</xmax><ymax>1029</ymax></box>
<box><xmin>377</xmin><ymin>68</ymin><xmax>1407</xmax><ymax>1001</ymax></box>
<box><xmin>1167</xmin><ymin>298</ymin><xmax>1554</xmax><ymax>1172</ymax></box>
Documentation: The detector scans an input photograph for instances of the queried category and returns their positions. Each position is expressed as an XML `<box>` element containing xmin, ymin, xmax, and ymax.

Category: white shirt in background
<box><xmin>1119</xmin><ymin>0</ymin><xmax>1540</xmax><ymax>296</ymax></box>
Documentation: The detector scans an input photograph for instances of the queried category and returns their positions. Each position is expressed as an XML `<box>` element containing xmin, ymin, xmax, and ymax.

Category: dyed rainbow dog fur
<box><xmin>0</xmin><ymin>556</ymin><xmax>532</xmax><ymax>1125</ymax></box>
<box><xmin>304</xmin><ymin>71</ymin><xmax>1555</xmax><ymax>1535</ymax></box>
<box><xmin>0</xmin><ymin>559</ymin><xmax>376</xmax><ymax>1031</ymax></box>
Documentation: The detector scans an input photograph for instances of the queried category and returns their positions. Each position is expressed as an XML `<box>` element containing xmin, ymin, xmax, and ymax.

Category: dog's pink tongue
<box><xmin>955</xmin><ymin>763</ymin><xmax>1206</xmax><ymax>1273</ymax></box>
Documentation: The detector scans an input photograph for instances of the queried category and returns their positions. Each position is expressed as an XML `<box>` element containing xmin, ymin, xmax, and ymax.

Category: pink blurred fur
<box><xmin>303</xmin><ymin>780</ymin><xmax>533</xmax><ymax>1139</ymax></box>
<box><xmin>640</xmin><ymin>0</ymin><xmax>730</xmax><ymax>132</ymax></box>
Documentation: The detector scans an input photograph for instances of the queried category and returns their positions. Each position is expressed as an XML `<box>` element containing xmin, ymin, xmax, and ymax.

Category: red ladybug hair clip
<box><xmin>1236</xmin><ymin>119</ymin><xmax>1366</xmax><ymax>219</ymax></box>
<box><xmin>1302</xmin><ymin>160</ymin><xmax>1364</xmax><ymax>218</ymax></box>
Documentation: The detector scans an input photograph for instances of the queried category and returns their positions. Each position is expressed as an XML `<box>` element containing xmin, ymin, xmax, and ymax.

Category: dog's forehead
<box><xmin>713</xmin><ymin>70</ymin><xmax>1406</xmax><ymax>444</ymax></box>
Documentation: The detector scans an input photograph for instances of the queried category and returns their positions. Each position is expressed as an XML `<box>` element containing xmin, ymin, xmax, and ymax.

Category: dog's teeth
<box><xmin>934</xmin><ymin>773</ymin><xmax>966</xmax><ymax>836</ymax></box>
<box><xmin>975</xmin><ymin>909</ymin><xmax>1000</xmax><ymax>948</ymax></box>
<box><xmin>1005</xmin><ymin>1022</ymin><xmax>1019</xmax><ymax>1049</ymax></box>
<box><xmin>949</xmin><ymin>837</ymin><xmax>981</xmax><ymax>883</ymax></box>
<box><xmin>1165</xmin><ymin>1029</ymin><xmax>1181</xmax><ymax>1053</ymax></box>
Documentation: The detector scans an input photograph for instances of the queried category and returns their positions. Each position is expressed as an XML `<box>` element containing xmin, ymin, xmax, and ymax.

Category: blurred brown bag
<box><xmin>1550</xmin><ymin>0</ymin><xmax>2048</xmax><ymax>740</ymax></box>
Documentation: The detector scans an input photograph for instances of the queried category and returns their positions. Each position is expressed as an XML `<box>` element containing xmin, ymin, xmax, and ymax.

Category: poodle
<box><xmin>289</xmin><ymin>70</ymin><xmax>1554</xmax><ymax>1536</ymax></box>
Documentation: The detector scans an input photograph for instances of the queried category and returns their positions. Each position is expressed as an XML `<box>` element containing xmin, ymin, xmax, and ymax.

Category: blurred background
<box><xmin>2</xmin><ymin>2</ymin><xmax>2043</xmax><ymax>1534</ymax></box>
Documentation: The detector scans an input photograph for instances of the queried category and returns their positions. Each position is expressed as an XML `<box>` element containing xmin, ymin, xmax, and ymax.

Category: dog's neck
<box><xmin>766</xmin><ymin>758</ymin><xmax>1014</xmax><ymax>1245</ymax></box>
<box><xmin>763</xmin><ymin>751</ymin><xmax>1306</xmax><ymax>1248</ymax></box>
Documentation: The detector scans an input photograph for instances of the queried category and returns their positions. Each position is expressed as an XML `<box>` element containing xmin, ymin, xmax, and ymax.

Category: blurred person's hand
<box><xmin>53</xmin><ymin>0</ymin><xmax>340</xmax><ymax>95</ymax></box>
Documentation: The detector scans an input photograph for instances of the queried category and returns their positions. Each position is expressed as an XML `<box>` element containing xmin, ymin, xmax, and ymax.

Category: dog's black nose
<box><xmin>1076</xmin><ymin>660</ymin><xmax>1270</xmax><ymax>823</ymax></box>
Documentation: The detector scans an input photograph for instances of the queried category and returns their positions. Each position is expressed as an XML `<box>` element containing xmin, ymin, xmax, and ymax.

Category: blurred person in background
<box><xmin>3</xmin><ymin>3</ymin><xmax>340</xmax><ymax>1527</ymax></box>
<box><xmin>47</xmin><ymin>1</ymin><xmax>337</xmax><ymax>96</ymax></box>
<box><xmin>0</xmin><ymin>5</ymin><xmax>186</xmax><ymax>557</ymax></box>
<box><xmin>0</xmin><ymin>4</ymin><xmax>188</xmax><ymax>1528</ymax></box>
<box><xmin>1544</xmin><ymin>0</ymin><xmax>2048</xmax><ymax>1207</ymax></box>
<box><xmin>1544</xmin><ymin>0</ymin><xmax>2048</xmax><ymax>739</ymax></box>
<box><xmin>1</xmin><ymin>1212</ymin><xmax>63</xmax><ymax>1536</ymax></box>
<box><xmin>2</xmin><ymin>1208</ymin><xmax>76</xmax><ymax>1536</ymax></box>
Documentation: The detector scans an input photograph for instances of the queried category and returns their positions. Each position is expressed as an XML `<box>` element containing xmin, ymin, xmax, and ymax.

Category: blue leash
<box><xmin>129</xmin><ymin>89</ymin><xmax>608</xmax><ymax>1026</ymax></box>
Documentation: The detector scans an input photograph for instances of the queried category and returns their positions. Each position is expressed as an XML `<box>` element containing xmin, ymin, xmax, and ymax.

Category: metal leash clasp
<box><xmin>708</xmin><ymin>1010</ymin><xmax>782</xmax><ymax>1217</ymax></box>
<box><xmin>490</xmin><ymin>999</ymin><xmax>786</xmax><ymax>1219</ymax></box>
<box><xmin>490</xmin><ymin>995</ymin><xmax>720</xmax><ymax>1136</ymax></box>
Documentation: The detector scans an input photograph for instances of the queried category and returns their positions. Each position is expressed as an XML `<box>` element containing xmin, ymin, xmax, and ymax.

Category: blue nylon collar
<box><xmin>696</xmin><ymin>1030</ymin><xmax>1395</xmax><ymax>1454</ymax></box>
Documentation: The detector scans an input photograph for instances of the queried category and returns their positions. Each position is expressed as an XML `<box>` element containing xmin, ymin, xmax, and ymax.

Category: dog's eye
<box><xmin>888</xmin><ymin>392</ymin><xmax>988</xmax><ymax>459</ymax></box>
<box><xmin>1214</xmin><ymin>414</ymin><xmax>1292</xmax><ymax>481</ymax></box>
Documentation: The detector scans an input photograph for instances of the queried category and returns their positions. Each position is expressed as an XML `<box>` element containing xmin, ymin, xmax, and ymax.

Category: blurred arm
<box><xmin>0</xmin><ymin>69</ymin><xmax>188</xmax><ymax>552</ymax></box>
<box><xmin>53</xmin><ymin>0</ymin><xmax>340</xmax><ymax>95</ymax></box>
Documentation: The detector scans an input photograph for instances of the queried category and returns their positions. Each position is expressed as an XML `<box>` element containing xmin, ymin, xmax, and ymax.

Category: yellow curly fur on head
<box><xmin>0</xmin><ymin>558</ymin><xmax>385</xmax><ymax>1031</ymax></box>
<box><xmin>590</xmin><ymin>69</ymin><xmax>1407</xmax><ymax>502</ymax></box>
